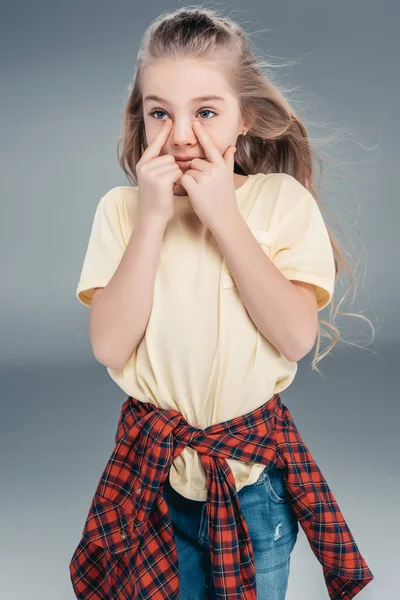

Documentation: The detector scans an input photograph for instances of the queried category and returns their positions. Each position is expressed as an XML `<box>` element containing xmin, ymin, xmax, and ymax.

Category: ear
<box><xmin>242</xmin><ymin>114</ymin><xmax>255</xmax><ymax>134</ymax></box>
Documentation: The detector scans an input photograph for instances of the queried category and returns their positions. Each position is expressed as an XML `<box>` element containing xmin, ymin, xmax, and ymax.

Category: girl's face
<box><xmin>141</xmin><ymin>59</ymin><xmax>247</xmax><ymax>195</ymax></box>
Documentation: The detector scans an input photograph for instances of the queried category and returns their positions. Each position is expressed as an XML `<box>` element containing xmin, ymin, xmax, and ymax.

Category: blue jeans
<box><xmin>162</xmin><ymin>466</ymin><xmax>299</xmax><ymax>599</ymax></box>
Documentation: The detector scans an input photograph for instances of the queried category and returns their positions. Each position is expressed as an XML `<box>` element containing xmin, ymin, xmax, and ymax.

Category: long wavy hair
<box><xmin>117</xmin><ymin>5</ymin><xmax>376</xmax><ymax>375</ymax></box>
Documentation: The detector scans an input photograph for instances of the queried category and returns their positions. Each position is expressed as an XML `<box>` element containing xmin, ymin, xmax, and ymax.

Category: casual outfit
<box><xmin>70</xmin><ymin>173</ymin><xmax>373</xmax><ymax>598</ymax></box>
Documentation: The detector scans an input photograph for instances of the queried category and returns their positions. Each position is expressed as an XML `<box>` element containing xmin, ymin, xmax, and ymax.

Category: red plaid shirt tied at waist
<box><xmin>69</xmin><ymin>393</ymin><xmax>374</xmax><ymax>599</ymax></box>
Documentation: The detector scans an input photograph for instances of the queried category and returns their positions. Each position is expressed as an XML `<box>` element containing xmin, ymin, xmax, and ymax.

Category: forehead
<box><xmin>142</xmin><ymin>59</ymin><xmax>234</xmax><ymax>104</ymax></box>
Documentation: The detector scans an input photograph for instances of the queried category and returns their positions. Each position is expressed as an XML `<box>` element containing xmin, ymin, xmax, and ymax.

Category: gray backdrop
<box><xmin>1</xmin><ymin>1</ymin><xmax>398</xmax><ymax>599</ymax></box>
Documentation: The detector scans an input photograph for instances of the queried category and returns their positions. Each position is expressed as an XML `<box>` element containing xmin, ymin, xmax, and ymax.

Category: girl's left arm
<box><xmin>210</xmin><ymin>211</ymin><xmax>318</xmax><ymax>362</ymax></box>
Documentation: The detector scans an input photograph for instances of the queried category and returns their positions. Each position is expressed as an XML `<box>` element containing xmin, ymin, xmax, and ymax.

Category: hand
<box><xmin>136</xmin><ymin>119</ymin><xmax>183</xmax><ymax>224</ymax></box>
<box><xmin>179</xmin><ymin>122</ymin><xmax>238</xmax><ymax>231</ymax></box>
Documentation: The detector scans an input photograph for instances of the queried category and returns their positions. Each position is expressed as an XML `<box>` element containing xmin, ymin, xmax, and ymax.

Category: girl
<box><xmin>70</xmin><ymin>7</ymin><xmax>374</xmax><ymax>600</ymax></box>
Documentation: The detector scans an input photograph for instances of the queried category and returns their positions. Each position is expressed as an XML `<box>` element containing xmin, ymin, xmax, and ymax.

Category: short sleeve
<box><xmin>76</xmin><ymin>188</ymin><xmax>127</xmax><ymax>308</ymax></box>
<box><xmin>271</xmin><ymin>191</ymin><xmax>336</xmax><ymax>311</ymax></box>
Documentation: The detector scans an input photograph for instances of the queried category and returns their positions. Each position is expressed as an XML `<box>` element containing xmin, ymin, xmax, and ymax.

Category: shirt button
<box><xmin>136</xmin><ymin>487</ymin><xmax>142</xmax><ymax>494</ymax></box>
<box><xmin>120</xmin><ymin>529</ymin><xmax>127</xmax><ymax>540</ymax></box>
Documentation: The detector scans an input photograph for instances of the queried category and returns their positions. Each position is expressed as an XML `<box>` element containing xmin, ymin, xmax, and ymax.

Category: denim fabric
<box><xmin>162</xmin><ymin>467</ymin><xmax>299</xmax><ymax>599</ymax></box>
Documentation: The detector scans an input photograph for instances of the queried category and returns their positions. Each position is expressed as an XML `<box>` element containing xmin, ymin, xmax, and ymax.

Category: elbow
<box><xmin>92</xmin><ymin>342</ymin><xmax>128</xmax><ymax>371</ymax></box>
<box><xmin>283</xmin><ymin>346</ymin><xmax>307</xmax><ymax>363</ymax></box>
<box><xmin>89</xmin><ymin>311</ymin><xmax>128</xmax><ymax>370</ymax></box>
<box><xmin>284</xmin><ymin>333</ymin><xmax>316</xmax><ymax>362</ymax></box>
<box><xmin>93</xmin><ymin>349</ymin><xmax>124</xmax><ymax>371</ymax></box>
<box><xmin>93</xmin><ymin>338</ymin><xmax>140</xmax><ymax>370</ymax></box>
<box><xmin>91</xmin><ymin>332</ymin><xmax>141</xmax><ymax>370</ymax></box>
<box><xmin>88</xmin><ymin>311</ymin><xmax>143</xmax><ymax>370</ymax></box>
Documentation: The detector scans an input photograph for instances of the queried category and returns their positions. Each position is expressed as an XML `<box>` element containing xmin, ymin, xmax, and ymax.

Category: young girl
<box><xmin>70</xmin><ymin>7</ymin><xmax>374</xmax><ymax>600</ymax></box>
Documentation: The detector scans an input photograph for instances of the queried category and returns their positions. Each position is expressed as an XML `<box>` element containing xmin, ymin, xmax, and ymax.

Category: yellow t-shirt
<box><xmin>76</xmin><ymin>172</ymin><xmax>336</xmax><ymax>501</ymax></box>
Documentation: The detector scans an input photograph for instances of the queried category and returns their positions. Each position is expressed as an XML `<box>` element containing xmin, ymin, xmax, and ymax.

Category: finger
<box><xmin>182</xmin><ymin>169</ymin><xmax>201</xmax><ymax>183</ymax></box>
<box><xmin>179</xmin><ymin>171</ymin><xmax>196</xmax><ymax>192</ymax></box>
<box><xmin>192</xmin><ymin>121</ymin><xmax>222</xmax><ymax>164</ymax></box>
<box><xmin>189</xmin><ymin>157</ymin><xmax>212</xmax><ymax>171</ymax></box>
<box><xmin>152</xmin><ymin>163</ymin><xmax>182</xmax><ymax>176</ymax></box>
<box><xmin>223</xmin><ymin>145</ymin><xmax>236</xmax><ymax>172</ymax></box>
<box><xmin>141</xmin><ymin>119</ymin><xmax>173</xmax><ymax>162</ymax></box>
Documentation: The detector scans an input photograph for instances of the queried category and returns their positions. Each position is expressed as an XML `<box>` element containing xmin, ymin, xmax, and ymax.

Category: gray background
<box><xmin>1</xmin><ymin>1</ymin><xmax>398</xmax><ymax>598</ymax></box>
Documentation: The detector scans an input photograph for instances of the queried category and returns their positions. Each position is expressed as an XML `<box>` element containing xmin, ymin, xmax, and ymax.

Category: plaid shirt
<box><xmin>69</xmin><ymin>393</ymin><xmax>373</xmax><ymax>599</ymax></box>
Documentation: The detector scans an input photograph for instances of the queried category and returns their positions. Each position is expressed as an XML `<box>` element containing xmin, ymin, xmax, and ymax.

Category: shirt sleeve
<box><xmin>76</xmin><ymin>188</ymin><xmax>127</xmax><ymax>308</ymax></box>
<box><xmin>271</xmin><ymin>191</ymin><xmax>336</xmax><ymax>312</ymax></box>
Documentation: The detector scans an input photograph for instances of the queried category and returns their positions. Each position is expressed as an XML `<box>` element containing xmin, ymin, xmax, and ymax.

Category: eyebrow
<box><xmin>143</xmin><ymin>94</ymin><xmax>226</xmax><ymax>104</ymax></box>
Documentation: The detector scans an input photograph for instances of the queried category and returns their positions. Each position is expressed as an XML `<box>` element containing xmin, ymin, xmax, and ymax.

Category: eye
<box><xmin>148</xmin><ymin>108</ymin><xmax>217</xmax><ymax>120</ymax></box>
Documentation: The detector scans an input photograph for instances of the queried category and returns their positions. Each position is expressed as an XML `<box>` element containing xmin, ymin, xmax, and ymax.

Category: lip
<box><xmin>175</xmin><ymin>159</ymin><xmax>195</xmax><ymax>169</ymax></box>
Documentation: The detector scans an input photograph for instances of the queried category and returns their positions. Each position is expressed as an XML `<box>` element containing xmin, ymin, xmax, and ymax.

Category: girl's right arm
<box><xmin>88</xmin><ymin>215</ymin><xmax>168</xmax><ymax>370</ymax></box>
<box><xmin>88</xmin><ymin>118</ymin><xmax>181</xmax><ymax>371</ymax></box>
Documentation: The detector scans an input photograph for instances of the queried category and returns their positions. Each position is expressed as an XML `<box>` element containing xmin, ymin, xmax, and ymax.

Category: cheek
<box><xmin>207</xmin><ymin>131</ymin><xmax>231</xmax><ymax>155</ymax></box>
<box><xmin>144</xmin><ymin>121</ymin><xmax>159</xmax><ymax>144</ymax></box>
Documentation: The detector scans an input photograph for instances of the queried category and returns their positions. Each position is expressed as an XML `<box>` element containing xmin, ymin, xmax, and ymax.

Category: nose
<box><xmin>168</xmin><ymin>121</ymin><xmax>198</xmax><ymax>145</ymax></box>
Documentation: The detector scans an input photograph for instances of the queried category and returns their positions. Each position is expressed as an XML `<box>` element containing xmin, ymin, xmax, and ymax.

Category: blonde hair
<box><xmin>117</xmin><ymin>5</ymin><xmax>376</xmax><ymax>375</ymax></box>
